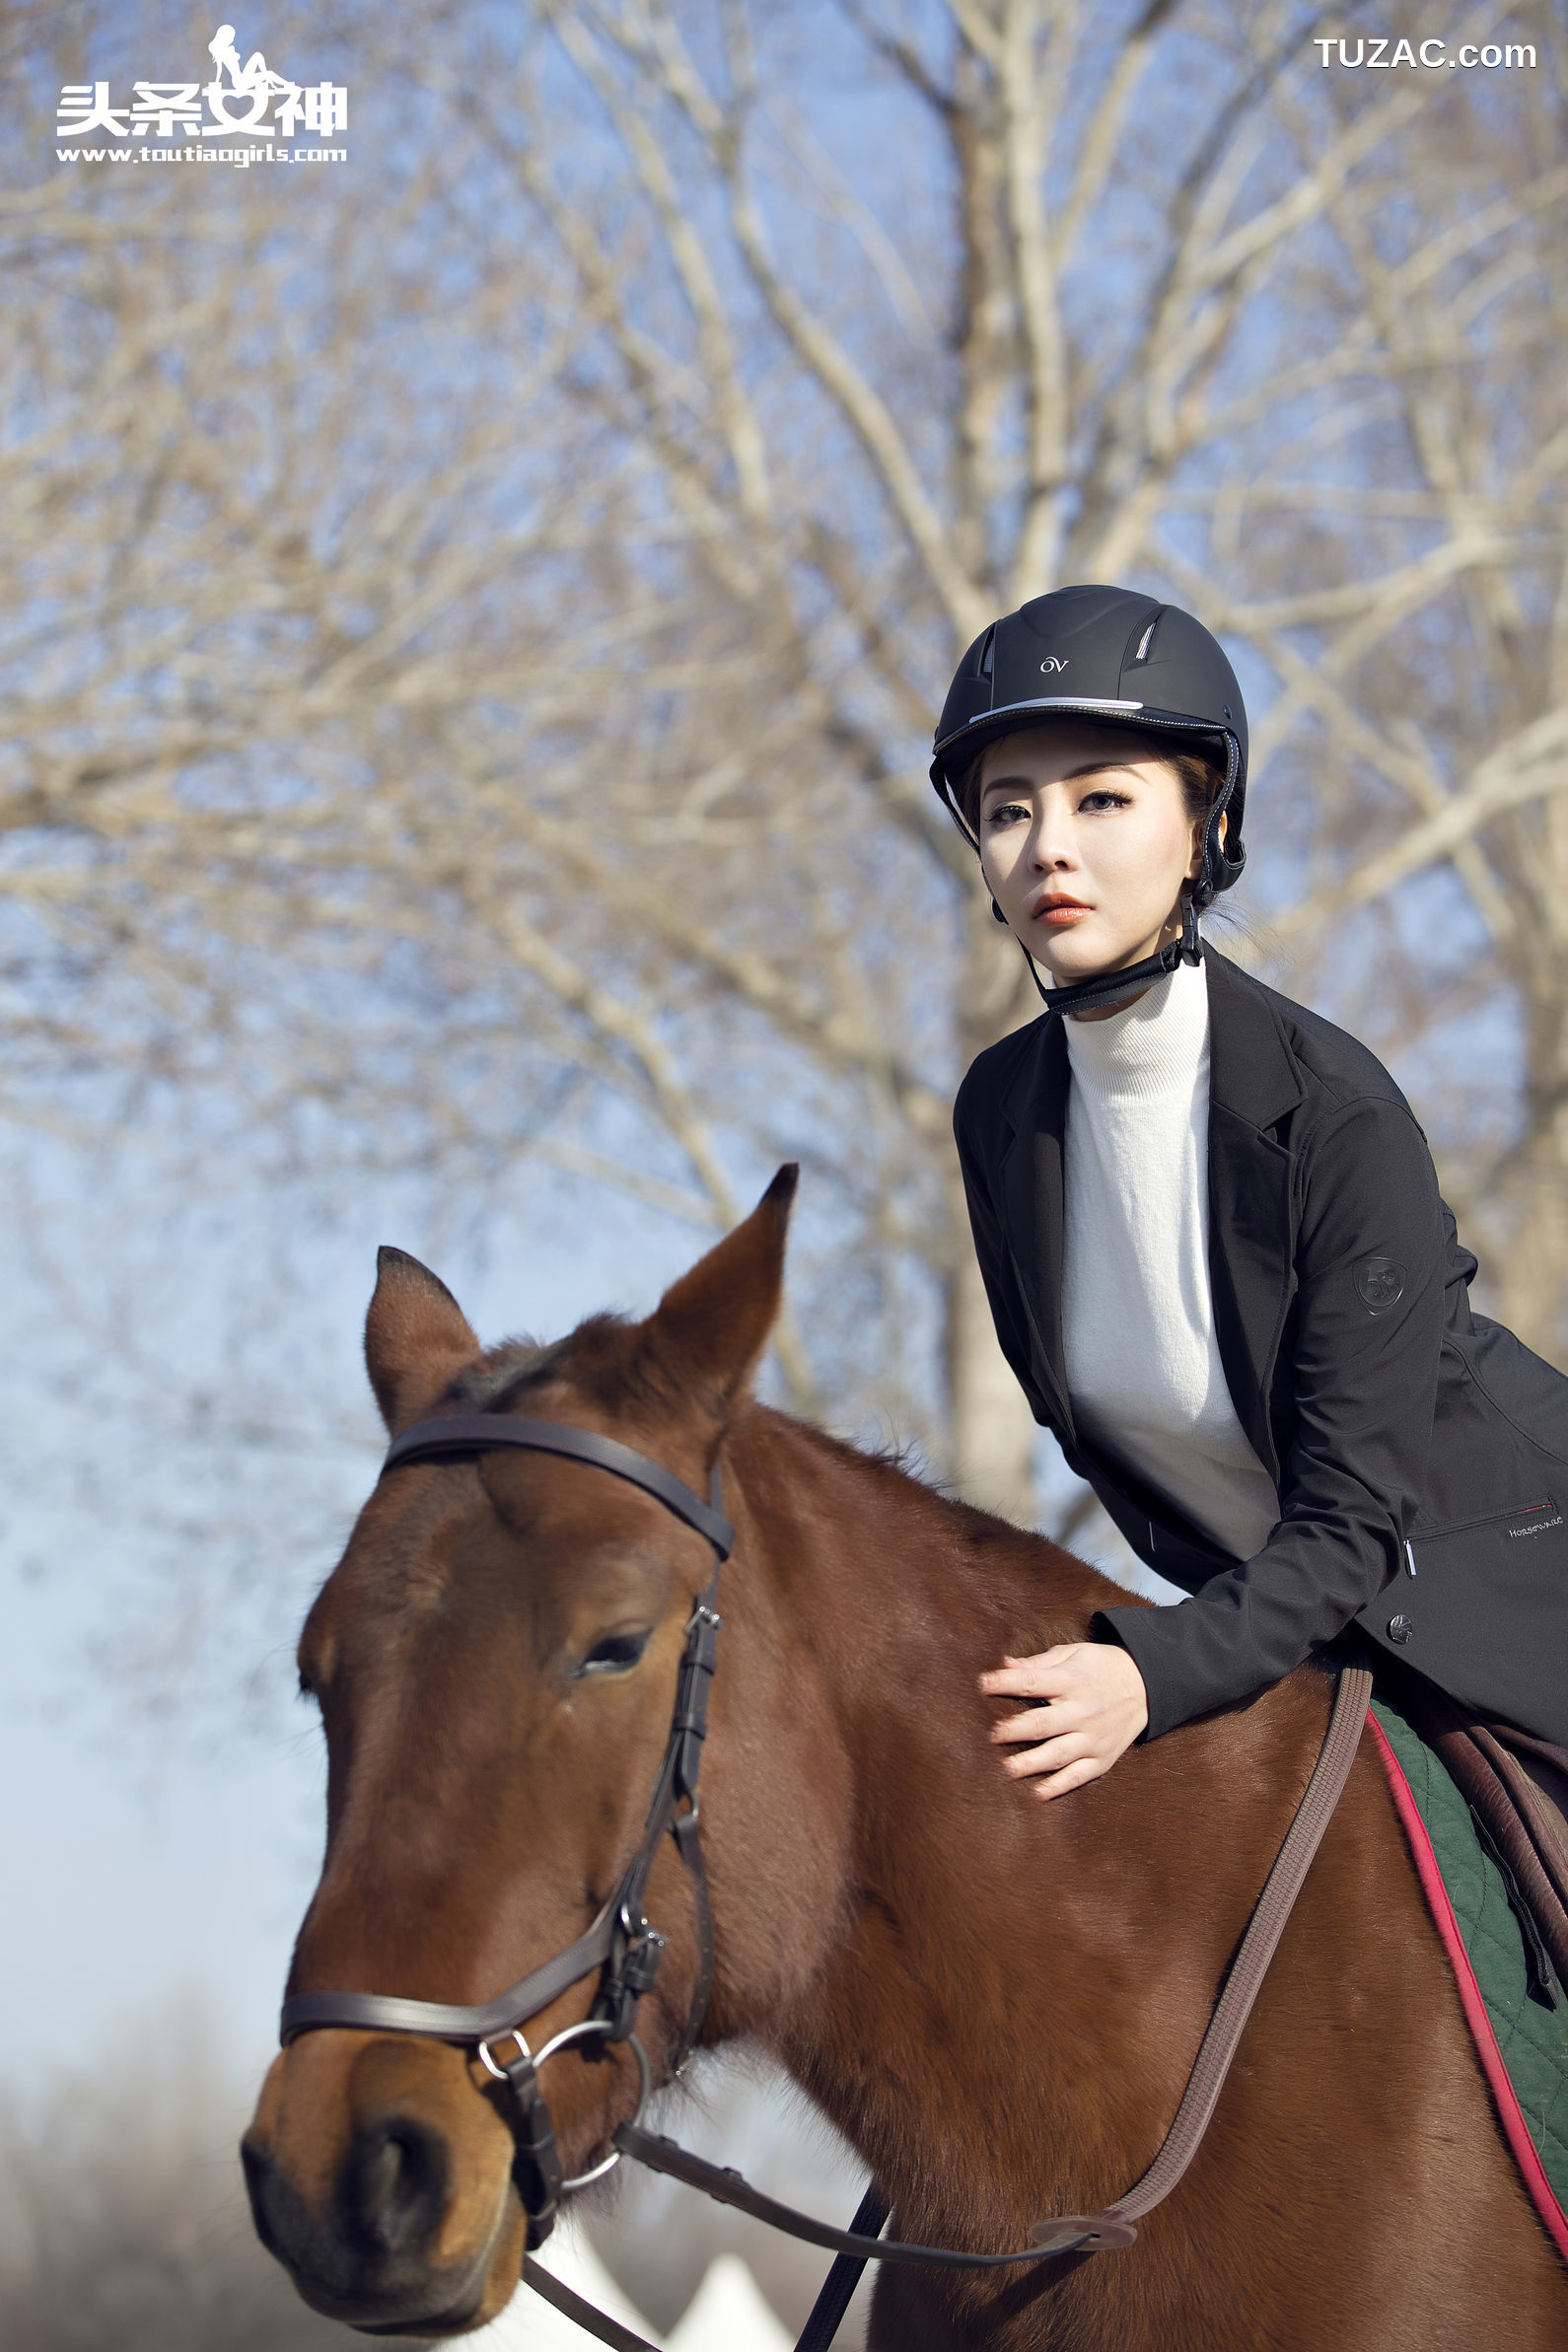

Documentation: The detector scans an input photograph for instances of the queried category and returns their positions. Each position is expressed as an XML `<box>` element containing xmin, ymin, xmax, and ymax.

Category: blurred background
<box><xmin>3</xmin><ymin>0</ymin><xmax>1566</xmax><ymax>2341</ymax></box>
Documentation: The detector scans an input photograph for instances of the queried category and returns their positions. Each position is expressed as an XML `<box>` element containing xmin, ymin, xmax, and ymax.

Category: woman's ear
<box><xmin>1188</xmin><ymin>805</ymin><xmax>1226</xmax><ymax>878</ymax></box>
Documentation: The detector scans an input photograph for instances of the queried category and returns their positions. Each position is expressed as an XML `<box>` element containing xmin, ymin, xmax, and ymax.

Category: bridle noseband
<box><xmin>278</xmin><ymin>1411</ymin><xmax>734</xmax><ymax>2247</ymax></box>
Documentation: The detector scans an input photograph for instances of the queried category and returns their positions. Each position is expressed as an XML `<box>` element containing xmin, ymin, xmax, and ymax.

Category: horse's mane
<box><xmin>452</xmin><ymin>1314</ymin><xmax>649</xmax><ymax>1414</ymax></box>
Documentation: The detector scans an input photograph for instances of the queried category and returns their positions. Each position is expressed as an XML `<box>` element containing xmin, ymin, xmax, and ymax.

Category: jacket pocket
<box><xmin>1357</xmin><ymin>1495</ymin><xmax>1568</xmax><ymax>1745</ymax></box>
<box><xmin>1407</xmin><ymin>1497</ymin><xmax>1562</xmax><ymax>1558</ymax></box>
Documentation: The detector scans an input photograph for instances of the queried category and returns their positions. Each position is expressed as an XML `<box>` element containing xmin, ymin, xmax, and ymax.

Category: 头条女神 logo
<box><xmin>1039</xmin><ymin>657</ymin><xmax>1069</xmax><ymax>673</ymax></box>
<box><xmin>1355</xmin><ymin>1256</ymin><xmax>1406</xmax><ymax>1315</ymax></box>
<box><xmin>55</xmin><ymin>20</ymin><xmax>346</xmax><ymax>164</ymax></box>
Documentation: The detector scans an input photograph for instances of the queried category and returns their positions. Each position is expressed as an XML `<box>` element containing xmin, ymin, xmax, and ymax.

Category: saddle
<box><xmin>1395</xmin><ymin>1669</ymin><xmax>1568</xmax><ymax>2006</ymax></box>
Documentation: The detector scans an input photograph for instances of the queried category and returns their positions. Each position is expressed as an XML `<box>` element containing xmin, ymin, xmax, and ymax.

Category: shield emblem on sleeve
<box><xmin>1355</xmin><ymin>1256</ymin><xmax>1406</xmax><ymax>1316</ymax></box>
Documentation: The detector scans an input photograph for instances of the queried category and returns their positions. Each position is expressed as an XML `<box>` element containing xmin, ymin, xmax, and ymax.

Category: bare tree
<box><xmin>3</xmin><ymin>0</ymin><xmax>1566</xmax><ymax>1565</ymax></box>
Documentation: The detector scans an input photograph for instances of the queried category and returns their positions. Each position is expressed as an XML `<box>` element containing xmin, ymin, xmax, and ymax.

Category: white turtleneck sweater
<box><xmin>1060</xmin><ymin>955</ymin><xmax>1280</xmax><ymax>1561</ymax></box>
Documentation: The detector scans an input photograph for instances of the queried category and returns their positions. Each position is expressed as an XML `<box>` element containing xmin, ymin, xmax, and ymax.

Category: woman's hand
<box><xmin>979</xmin><ymin>1641</ymin><xmax>1149</xmax><ymax>1800</ymax></box>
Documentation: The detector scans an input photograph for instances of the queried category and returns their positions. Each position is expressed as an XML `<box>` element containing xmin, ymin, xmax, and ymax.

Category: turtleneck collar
<box><xmin>1060</xmin><ymin>949</ymin><xmax>1209</xmax><ymax>1102</ymax></box>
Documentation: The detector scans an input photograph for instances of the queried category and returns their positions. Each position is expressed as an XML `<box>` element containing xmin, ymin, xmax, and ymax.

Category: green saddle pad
<box><xmin>1372</xmin><ymin>1677</ymin><xmax>1568</xmax><ymax>2211</ymax></box>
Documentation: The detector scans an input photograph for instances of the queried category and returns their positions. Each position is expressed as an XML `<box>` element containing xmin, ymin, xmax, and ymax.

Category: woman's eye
<box><xmin>985</xmin><ymin>802</ymin><xmax>1030</xmax><ymax>826</ymax></box>
<box><xmin>1079</xmin><ymin>789</ymin><xmax>1131</xmax><ymax>812</ymax></box>
<box><xmin>577</xmin><ymin>1629</ymin><xmax>653</xmax><ymax>1678</ymax></box>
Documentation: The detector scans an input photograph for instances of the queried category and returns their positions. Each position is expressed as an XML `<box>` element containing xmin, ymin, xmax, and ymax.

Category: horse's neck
<box><xmin>718</xmin><ymin>1410</ymin><xmax>1328</xmax><ymax>2234</ymax></box>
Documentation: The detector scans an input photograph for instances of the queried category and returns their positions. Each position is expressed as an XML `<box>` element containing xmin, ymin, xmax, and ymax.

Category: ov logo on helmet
<box><xmin>1040</xmin><ymin>657</ymin><xmax>1069</xmax><ymax>673</ymax></box>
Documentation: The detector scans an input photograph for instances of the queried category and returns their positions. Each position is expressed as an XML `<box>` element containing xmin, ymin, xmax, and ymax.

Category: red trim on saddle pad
<box><xmin>1367</xmin><ymin>1710</ymin><xmax>1568</xmax><ymax>2264</ymax></box>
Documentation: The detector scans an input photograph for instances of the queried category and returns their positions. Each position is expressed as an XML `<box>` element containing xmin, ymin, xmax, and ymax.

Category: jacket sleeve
<box><xmin>1098</xmin><ymin>1093</ymin><xmax>1448</xmax><ymax>1740</ymax></box>
<box><xmin>952</xmin><ymin>1070</ymin><xmax>1053</xmax><ymax>1430</ymax></box>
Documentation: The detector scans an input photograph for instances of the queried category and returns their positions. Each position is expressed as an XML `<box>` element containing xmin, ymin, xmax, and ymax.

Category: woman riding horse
<box><xmin>939</xmin><ymin>585</ymin><xmax>1568</xmax><ymax>1796</ymax></box>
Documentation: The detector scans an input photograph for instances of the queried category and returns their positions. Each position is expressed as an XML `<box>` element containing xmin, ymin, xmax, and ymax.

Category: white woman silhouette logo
<box><xmin>206</xmin><ymin>22</ymin><xmax>301</xmax><ymax>132</ymax></box>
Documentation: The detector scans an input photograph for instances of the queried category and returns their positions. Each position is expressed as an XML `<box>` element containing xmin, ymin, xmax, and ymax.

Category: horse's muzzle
<box><xmin>241</xmin><ymin>2036</ymin><xmax>523</xmax><ymax>2335</ymax></box>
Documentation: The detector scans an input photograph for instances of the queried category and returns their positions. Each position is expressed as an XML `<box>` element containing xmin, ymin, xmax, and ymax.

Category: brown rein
<box><xmin>277</xmin><ymin>1411</ymin><xmax>1371</xmax><ymax>2352</ymax></box>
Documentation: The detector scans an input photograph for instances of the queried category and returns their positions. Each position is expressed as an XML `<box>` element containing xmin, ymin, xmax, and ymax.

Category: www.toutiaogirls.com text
<box><xmin>55</xmin><ymin>144</ymin><xmax>346</xmax><ymax>166</ymax></box>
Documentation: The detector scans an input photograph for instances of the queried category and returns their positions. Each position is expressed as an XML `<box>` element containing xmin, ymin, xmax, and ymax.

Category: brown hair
<box><xmin>954</xmin><ymin>737</ymin><xmax>1225</xmax><ymax>840</ymax></box>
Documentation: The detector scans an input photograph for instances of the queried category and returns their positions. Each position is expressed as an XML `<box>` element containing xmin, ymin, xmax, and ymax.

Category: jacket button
<box><xmin>1388</xmin><ymin>1613</ymin><xmax>1413</xmax><ymax>1645</ymax></box>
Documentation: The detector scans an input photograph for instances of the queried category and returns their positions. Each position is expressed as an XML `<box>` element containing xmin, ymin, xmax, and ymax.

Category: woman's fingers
<box><xmin>990</xmin><ymin>1700</ymin><xmax>1083</xmax><ymax>1745</ymax></box>
<box><xmin>999</xmin><ymin>1731</ymin><xmax>1090</xmax><ymax>1778</ymax></box>
<box><xmin>977</xmin><ymin>1644</ymin><xmax>1081</xmax><ymax>1699</ymax></box>
<box><xmin>1033</xmin><ymin>1756</ymin><xmax>1108</xmax><ymax>1802</ymax></box>
<box><xmin>998</xmin><ymin>1732</ymin><xmax>1113</xmax><ymax>1801</ymax></box>
<box><xmin>980</xmin><ymin>1641</ymin><xmax>1148</xmax><ymax>1801</ymax></box>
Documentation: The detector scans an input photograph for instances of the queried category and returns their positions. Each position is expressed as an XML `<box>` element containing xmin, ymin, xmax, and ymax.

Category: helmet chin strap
<box><xmin>1016</xmin><ymin>891</ymin><xmax>1202</xmax><ymax>1020</ymax></box>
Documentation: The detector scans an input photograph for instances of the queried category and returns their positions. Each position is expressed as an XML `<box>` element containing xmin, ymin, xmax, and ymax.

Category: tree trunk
<box><xmin>945</xmin><ymin>1241</ymin><xmax>1039</xmax><ymax>1523</ymax></box>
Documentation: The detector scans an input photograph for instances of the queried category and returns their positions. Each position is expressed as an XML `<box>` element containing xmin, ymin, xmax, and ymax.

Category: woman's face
<box><xmin>976</xmin><ymin>721</ymin><xmax>1205</xmax><ymax>992</ymax></box>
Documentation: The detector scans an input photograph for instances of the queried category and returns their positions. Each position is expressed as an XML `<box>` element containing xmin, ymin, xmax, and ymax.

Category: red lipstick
<box><xmin>1033</xmin><ymin>893</ymin><xmax>1091</xmax><ymax>927</ymax></box>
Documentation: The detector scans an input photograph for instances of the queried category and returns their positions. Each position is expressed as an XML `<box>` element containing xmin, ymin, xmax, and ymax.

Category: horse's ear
<box><xmin>648</xmin><ymin>1165</ymin><xmax>798</xmax><ymax>1413</ymax></box>
<box><xmin>365</xmin><ymin>1247</ymin><xmax>481</xmax><ymax>1433</ymax></box>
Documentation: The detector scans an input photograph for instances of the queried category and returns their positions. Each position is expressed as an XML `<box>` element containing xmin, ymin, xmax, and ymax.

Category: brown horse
<box><xmin>243</xmin><ymin>1171</ymin><xmax>1568</xmax><ymax>2347</ymax></box>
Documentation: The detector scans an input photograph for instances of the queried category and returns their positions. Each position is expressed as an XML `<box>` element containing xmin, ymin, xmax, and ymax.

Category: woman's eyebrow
<box><xmin>981</xmin><ymin>758</ymin><xmax>1130</xmax><ymax>800</ymax></box>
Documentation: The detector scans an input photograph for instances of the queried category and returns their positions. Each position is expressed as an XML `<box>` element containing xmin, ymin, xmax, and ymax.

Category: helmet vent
<box><xmin>1133</xmin><ymin>618</ymin><xmax>1158</xmax><ymax>663</ymax></box>
<box><xmin>979</xmin><ymin>627</ymin><xmax>994</xmax><ymax>677</ymax></box>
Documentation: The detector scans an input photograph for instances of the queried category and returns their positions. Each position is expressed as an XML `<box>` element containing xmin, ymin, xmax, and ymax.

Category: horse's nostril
<box><xmin>345</xmin><ymin>2111</ymin><xmax>450</xmax><ymax>2257</ymax></box>
<box><xmin>240</xmin><ymin>2131</ymin><xmax>286</xmax><ymax>2260</ymax></box>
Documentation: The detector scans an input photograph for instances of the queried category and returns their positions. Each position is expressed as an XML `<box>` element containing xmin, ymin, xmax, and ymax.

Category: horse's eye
<box><xmin>577</xmin><ymin>1628</ymin><xmax>652</xmax><ymax>1678</ymax></box>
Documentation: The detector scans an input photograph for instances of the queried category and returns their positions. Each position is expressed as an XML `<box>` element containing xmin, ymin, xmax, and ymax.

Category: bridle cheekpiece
<box><xmin>277</xmin><ymin>1410</ymin><xmax>735</xmax><ymax>2247</ymax></box>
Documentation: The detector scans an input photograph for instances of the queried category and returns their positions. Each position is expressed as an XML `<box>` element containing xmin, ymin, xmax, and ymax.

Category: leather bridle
<box><xmin>279</xmin><ymin>1411</ymin><xmax>735</xmax><ymax>2247</ymax></box>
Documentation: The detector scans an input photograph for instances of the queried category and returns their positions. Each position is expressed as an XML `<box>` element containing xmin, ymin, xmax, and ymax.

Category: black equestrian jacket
<box><xmin>954</xmin><ymin>945</ymin><xmax>1568</xmax><ymax>1746</ymax></box>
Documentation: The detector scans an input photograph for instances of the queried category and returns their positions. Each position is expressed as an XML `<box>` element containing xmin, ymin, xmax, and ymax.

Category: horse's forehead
<box><xmin>313</xmin><ymin>1434</ymin><xmax>677</xmax><ymax>1645</ymax></box>
<box><xmin>300</xmin><ymin>1474</ymin><xmax>477</xmax><ymax>1664</ymax></box>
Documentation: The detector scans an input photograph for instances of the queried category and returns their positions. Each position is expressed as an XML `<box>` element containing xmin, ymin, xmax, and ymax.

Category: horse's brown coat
<box><xmin>243</xmin><ymin>1175</ymin><xmax>1568</xmax><ymax>2345</ymax></box>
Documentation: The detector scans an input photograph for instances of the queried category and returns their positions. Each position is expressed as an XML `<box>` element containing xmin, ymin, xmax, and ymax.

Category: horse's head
<box><xmin>242</xmin><ymin>1169</ymin><xmax>797</xmax><ymax>2334</ymax></box>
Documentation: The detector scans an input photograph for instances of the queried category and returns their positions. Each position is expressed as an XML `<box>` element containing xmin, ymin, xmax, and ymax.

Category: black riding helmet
<box><xmin>931</xmin><ymin>584</ymin><xmax>1248</xmax><ymax>1015</ymax></box>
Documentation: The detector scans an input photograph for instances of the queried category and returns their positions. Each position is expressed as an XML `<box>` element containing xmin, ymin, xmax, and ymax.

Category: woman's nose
<box><xmin>1024</xmin><ymin>787</ymin><xmax>1078</xmax><ymax>869</ymax></box>
<box><xmin>1030</xmin><ymin>818</ymin><xmax>1075</xmax><ymax>870</ymax></box>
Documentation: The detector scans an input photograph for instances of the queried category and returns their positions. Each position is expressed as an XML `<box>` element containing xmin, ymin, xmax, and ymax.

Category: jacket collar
<box><xmin>1201</xmin><ymin>952</ymin><xmax>1303</xmax><ymax>1479</ymax></box>
<box><xmin>996</xmin><ymin>1008</ymin><xmax>1072</xmax><ymax>1434</ymax></box>
<box><xmin>993</xmin><ymin>948</ymin><xmax>1305</xmax><ymax>1476</ymax></box>
<box><xmin>994</xmin><ymin>947</ymin><xmax>1303</xmax><ymax>1137</ymax></box>
<box><xmin>1202</xmin><ymin>947</ymin><xmax>1304</xmax><ymax>1134</ymax></box>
